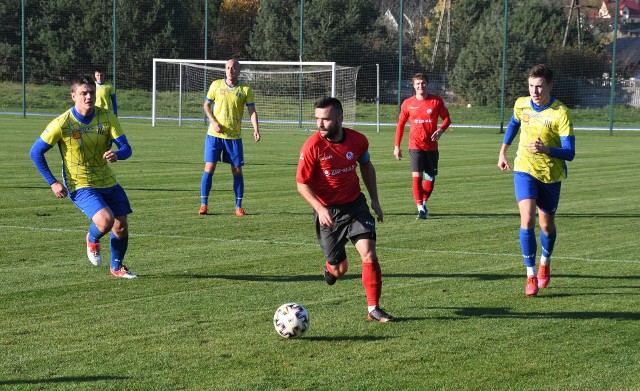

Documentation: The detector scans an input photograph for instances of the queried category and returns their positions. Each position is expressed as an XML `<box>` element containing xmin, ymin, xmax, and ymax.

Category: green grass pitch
<box><xmin>1</xmin><ymin>116</ymin><xmax>639</xmax><ymax>390</ymax></box>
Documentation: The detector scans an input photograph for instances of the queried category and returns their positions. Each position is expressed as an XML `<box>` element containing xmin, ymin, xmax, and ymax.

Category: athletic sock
<box><xmin>422</xmin><ymin>177</ymin><xmax>435</xmax><ymax>202</ymax></box>
<box><xmin>233</xmin><ymin>175</ymin><xmax>244</xmax><ymax>208</ymax></box>
<box><xmin>110</xmin><ymin>233</ymin><xmax>129</xmax><ymax>270</ymax></box>
<box><xmin>519</xmin><ymin>227</ymin><xmax>537</xmax><ymax>268</ymax></box>
<box><xmin>201</xmin><ymin>171</ymin><xmax>213</xmax><ymax>205</ymax></box>
<box><xmin>540</xmin><ymin>230</ymin><xmax>557</xmax><ymax>258</ymax></box>
<box><xmin>88</xmin><ymin>222</ymin><xmax>105</xmax><ymax>243</ymax></box>
<box><xmin>412</xmin><ymin>177</ymin><xmax>423</xmax><ymax>207</ymax></box>
<box><xmin>361</xmin><ymin>260</ymin><xmax>382</xmax><ymax>307</ymax></box>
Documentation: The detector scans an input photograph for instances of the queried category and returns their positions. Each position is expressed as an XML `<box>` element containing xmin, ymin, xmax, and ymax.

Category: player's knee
<box><xmin>329</xmin><ymin>260</ymin><xmax>348</xmax><ymax>277</ymax></box>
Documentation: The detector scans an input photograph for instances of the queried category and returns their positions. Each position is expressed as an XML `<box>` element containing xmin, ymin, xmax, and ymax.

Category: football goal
<box><xmin>152</xmin><ymin>59</ymin><xmax>360</xmax><ymax>129</ymax></box>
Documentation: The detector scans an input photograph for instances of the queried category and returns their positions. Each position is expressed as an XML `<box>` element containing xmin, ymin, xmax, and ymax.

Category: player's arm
<box><xmin>498</xmin><ymin>116</ymin><xmax>521</xmax><ymax>171</ymax></box>
<box><xmin>247</xmin><ymin>104</ymin><xmax>260</xmax><ymax>142</ymax></box>
<box><xmin>530</xmin><ymin>136</ymin><xmax>575</xmax><ymax>161</ymax></box>
<box><xmin>104</xmin><ymin>135</ymin><xmax>132</xmax><ymax>163</ymax></box>
<box><xmin>296</xmin><ymin>181</ymin><xmax>333</xmax><ymax>227</ymax></box>
<box><xmin>358</xmin><ymin>153</ymin><xmax>383</xmax><ymax>222</ymax></box>
<box><xmin>30</xmin><ymin>137</ymin><xmax>67</xmax><ymax>198</ymax></box>
<box><xmin>110</xmin><ymin>93</ymin><xmax>118</xmax><ymax>116</ymax></box>
<box><xmin>431</xmin><ymin>104</ymin><xmax>451</xmax><ymax>141</ymax></box>
<box><xmin>203</xmin><ymin>99</ymin><xmax>221</xmax><ymax>133</ymax></box>
<box><xmin>394</xmin><ymin>108</ymin><xmax>409</xmax><ymax>160</ymax></box>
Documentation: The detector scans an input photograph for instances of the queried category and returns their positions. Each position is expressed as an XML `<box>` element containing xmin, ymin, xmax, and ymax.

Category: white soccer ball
<box><xmin>273</xmin><ymin>303</ymin><xmax>310</xmax><ymax>338</ymax></box>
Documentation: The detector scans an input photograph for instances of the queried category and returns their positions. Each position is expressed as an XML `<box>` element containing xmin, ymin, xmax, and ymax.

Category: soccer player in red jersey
<box><xmin>394</xmin><ymin>73</ymin><xmax>451</xmax><ymax>219</ymax></box>
<box><xmin>296</xmin><ymin>97</ymin><xmax>393</xmax><ymax>322</ymax></box>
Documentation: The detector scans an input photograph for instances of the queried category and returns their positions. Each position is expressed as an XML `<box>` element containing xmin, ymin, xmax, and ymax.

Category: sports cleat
<box><xmin>234</xmin><ymin>207</ymin><xmax>245</xmax><ymax>217</ymax></box>
<box><xmin>323</xmin><ymin>268</ymin><xmax>337</xmax><ymax>285</ymax></box>
<box><xmin>416</xmin><ymin>210</ymin><xmax>427</xmax><ymax>220</ymax></box>
<box><xmin>198</xmin><ymin>205</ymin><xmax>208</xmax><ymax>215</ymax></box>
<box><xmin>537</xmin><ymin>265</ymin><xmax>551</xmax><ymax>288</ymax></box>
<box><xmin>110</xmin><ymin>265</ymin><xmax>137</xmax><ymax>279</ymax></box>
<box><xmin>368</xmin><ymin>307</ymin><xmax>394</xmax><ymax>322</ymax></box>
<box><xmin>525</xmin><ymin>275</ymin><xmax>539</xmax><ymax>296</ymax></box>
<box><xmin>86</xmin><ymin>233</ymin><xmax>102</xmax><ymax>266</ymax></box>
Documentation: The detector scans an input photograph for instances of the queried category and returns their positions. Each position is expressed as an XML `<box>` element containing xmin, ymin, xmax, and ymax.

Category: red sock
<box><xmin>361</xmin><ymin>261</ymin><xmax>382</xmax><ymax>306</ymax></box>
<box><xmin>422</xmin><ymin>178</ymin><xmax>435</xmax><ymax>202</ymax></box>
<box><xmin>412</xmin><ymin>177</ymin><xmax>423</xmax><ymax>206</ymax></box>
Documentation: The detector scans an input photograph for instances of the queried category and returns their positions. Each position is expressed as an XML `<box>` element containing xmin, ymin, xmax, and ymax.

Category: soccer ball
<box><xmin>273</xmin><ymin>303</ymin><xmax>310</xmax><ymax>338</ymax></box>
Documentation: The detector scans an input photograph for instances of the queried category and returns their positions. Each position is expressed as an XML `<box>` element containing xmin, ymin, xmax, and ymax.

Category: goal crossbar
<box><xmin>152</xmin><ymin>59</ymin><xmax>358</xmax><ymax>129</ymax></box>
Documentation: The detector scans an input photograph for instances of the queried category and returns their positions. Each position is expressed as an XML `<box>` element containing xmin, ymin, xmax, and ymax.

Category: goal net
<box><xmin>152</xmin><ymin>59</ymin><xmax>360</xmax><ymax>129</ymax></box>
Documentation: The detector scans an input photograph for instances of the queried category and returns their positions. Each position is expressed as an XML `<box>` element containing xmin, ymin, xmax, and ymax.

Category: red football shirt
<box><xmin>395</xmin><ymin>94</ymin><xmax>451</xmax><ymax>151</ymax></box>
<box><xmin>296</xmin><ymin>128</ymin><xmax>369</xmax><ymax>206</ymax></box>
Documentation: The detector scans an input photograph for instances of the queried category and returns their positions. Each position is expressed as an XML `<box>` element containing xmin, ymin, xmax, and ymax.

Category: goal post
<box><xmin>152</xmin><ymin>59</ymin><xmax>359</xmax><ymax>129</ymax></box>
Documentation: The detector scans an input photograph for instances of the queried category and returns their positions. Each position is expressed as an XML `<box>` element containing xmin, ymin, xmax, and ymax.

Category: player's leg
<box><xmin>409</xmin><ymin>150</ymin><xmax>427</xmax><ymax>219</ymax></box>
<box><xmin>350</xmin><ymin>196</ymin><xmax>392</xmax><ymax>322</ymax></box>
<box><xmin>70</xmin><ymin>188</ymin><xmax>115</xmax><ymax>266</ymax></box>
<box><xmin>224</xmin><ymin>139</ymin><xmax>245</xmax><ymax>216</ymax></box>
<box><xmin>421</xmin><ymin>150</ymin><xmax>439</xmax><ymax>216</ymax></box>
<box><xmin>104</xmin><ymin>185</ymin><xmax>136</xmax><ymax>278</ymax></box>
<box><xmin>536</xmin><ymin>181</ymin><xmax>561</xmax><ymax>288</ymax></box>
<box><xmin>515</xmin><ymin>172</ymin><xmax>539</xmax><ymax>296</ymax></box>
<box><xmin>200</xmin><ymin>135</ymin><xmax>221</xmax><ymax>214</ymax></box>
<box><xmin>316</xmin><ymin>206</ymin><xmax>348</xmax><ymax>285</ymax></box>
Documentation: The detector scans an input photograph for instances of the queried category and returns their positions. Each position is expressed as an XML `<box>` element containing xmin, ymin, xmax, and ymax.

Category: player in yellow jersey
<box><xmin>30</xmin><ymin>75</ymin><xmax>136</xmax><ymax>278</ymax></box>
<box><xmin>94</xmin><ymin>68</ymin><xmax>118</xmax><ymax>116</ymax></box>
<box><xmin>199</xmin><ymin>58</ymin><xmax>261</xmax><ymax>216</ymax></box>
<box><xmin>498</xmin><ymin>64</ymin><xmax>575</xmax><ymax>296</ymax></box>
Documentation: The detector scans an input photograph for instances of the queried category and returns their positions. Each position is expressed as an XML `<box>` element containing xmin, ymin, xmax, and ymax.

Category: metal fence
<box><xmin>1</xmin><ymin>0</ymin><xmax>638</xmax><ymax>131</ymax></box>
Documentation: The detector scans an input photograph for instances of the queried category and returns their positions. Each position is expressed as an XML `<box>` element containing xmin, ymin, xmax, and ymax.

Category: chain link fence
<box><xmin>1</xmin><ymin>0</ymin><xmax>638</xmax><ymax>129</ymax></box>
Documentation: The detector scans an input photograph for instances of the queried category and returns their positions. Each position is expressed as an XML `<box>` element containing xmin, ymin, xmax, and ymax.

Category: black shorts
<box><xmin>315</xmin><ymin>193</ymin><xmax>376</xmax><ymax>265</ymax></box>
<box><xmin>409</xmin><ymin>149</ymin><xmax>439</xmax><ymax>178</ymax></box>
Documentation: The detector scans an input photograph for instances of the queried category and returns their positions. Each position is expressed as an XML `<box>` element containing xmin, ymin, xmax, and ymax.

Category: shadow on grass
<box><xmin>160</xmin><ymin>272</ymin><xmax>640</xmax><ymax>284</ymax></box>
<box><xmin>303</xmin><ymin>335</ymin><xmax>392</xmax><ymax>342</ymax></box>
<box><xmin>0</xmin><ymin>375</ymin><xmax>129</xmax><ymax>386</ymax></box>
<box><xmin>385</xmin><ymin>212</ymin><xmax>640</xmax><ymax>219</ymax></box>
<box><xmin>432</xmin><ymin>306</ymin><xmax>640</xmax><ymax>321</ymax></box>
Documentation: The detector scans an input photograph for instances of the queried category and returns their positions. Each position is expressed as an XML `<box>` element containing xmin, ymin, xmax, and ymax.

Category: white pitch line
<box><xmin>1</xmin><ymin>224</ymin><xmax>638</xmax><ymax>264</ymax></box>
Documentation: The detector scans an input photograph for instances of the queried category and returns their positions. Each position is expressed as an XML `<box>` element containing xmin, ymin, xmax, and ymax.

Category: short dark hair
<box><xmin>412</xmin><ymin>73</ymin><xmax>428</xmax><ymax>84</ymax></box>
<box><xmin>71</xmin><ymin>75</ymin><xmax>95</xmax><ymax>92</ymax></box>
<box><xmin>314</xmin><ymin>97</ymin><xmax>343</xmax><ymax>116</ymax></box>
<box><xmin>528</xmin><ymin>64</ymin><xmax>553</xmax><ymax>83</ymax></box>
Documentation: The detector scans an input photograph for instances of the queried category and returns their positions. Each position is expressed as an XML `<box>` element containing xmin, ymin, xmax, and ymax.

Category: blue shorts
<box><xmin>204</xmin><ymin>135</ymin><xmax>244</xmax><ymax>167</ymax></box>
<box><xmin>514</xmin><ymin>172</ymin><xmax>561</xmax><ymax>215</ymax></box>
<box><xmin>69</xmin><ymin>185</ymin><xmax>133</xmax><ymax>219</ymax></box>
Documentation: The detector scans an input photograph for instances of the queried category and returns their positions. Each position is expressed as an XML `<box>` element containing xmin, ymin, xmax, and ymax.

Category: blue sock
<box><xmin>110</xmin><ymin>233</ymin><xmax>129</xmax><ymax>270</ymax></box>
<box><xmin>233</xmin><ymin>175</ymin><xmax>244</xmax><ymax>208</ymax></box>
<box><xmin>519</xmin><ymin>228</ymin><xmax>537</xmax><ymax>267</ymax></box>
<box><xmin>540</xmin><ymin>230</ymin><xmax>557</xmax><ymax>258</ymax></box>
<box><xmin>88</xmin><ymin>222</ymin><xmax>105</xmax><ymax>243</ymax></box>
<box><xmin>201</xmin><ymin>171</ymin><xmax>213</xmax><ymax>205</ymax></box>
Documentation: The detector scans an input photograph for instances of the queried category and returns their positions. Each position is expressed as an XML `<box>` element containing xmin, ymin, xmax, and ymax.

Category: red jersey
<box><xmin>395</xmin><ymin>94</ymin><xmax>451</xmax><ymax>151</ymax></box>
<box><xmin>296</xmin><ymin>128</ymin><xmax>369</xmax><ymax>206</ymax></box>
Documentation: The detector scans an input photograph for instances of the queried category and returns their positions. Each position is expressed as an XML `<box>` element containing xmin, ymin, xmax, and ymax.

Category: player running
<box><xmin>30</xmin><ymin>75</ymin><xmax>136</xmax><ymax>278</ymax></box>
<box><xmin>498</xmin><ymin>64</ymin><xmax>576</xmax><ymax>296</ymax></box>
<box><xmin>296</xmin><ymin>97</ymin><xmax>393</xmax><ymax>322</ymax></box>
<box><xmin>394</xmin><ymin>73</ymin><xmax>451</xmax><ymax>219</ymax></box>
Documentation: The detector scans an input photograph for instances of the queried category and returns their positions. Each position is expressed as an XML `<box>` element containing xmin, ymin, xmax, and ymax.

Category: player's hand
<box><xmin>317</xmin><ymin>207</ymin><xmax>334</xmax><ymax>228</ymax></box>
<box><xmin>211</xmin><ymin>122</ymin><xmax>222</xmax><ymax>133</ymax></box>
<box><xmin>254</xmin><ymin>130</ymin><xmax>261</xmax><ymax>142</ymax></box>
<box><xmin>528</xmin><ymin>137</ymin><xmax>549</xmax><ymax>154</ymax></box>
<box><xmin>50</xmin><ymin>181</ymin><xmax>67</xmax><ymax>198</ymax></box>
<box><xmin>393</xmin><ymin>146</ymin><xmax>402</xmax><ymax>161</ymax></box>
<box><xmin>371</xmin><ymin>199</ymin><xmax>383</xmax><ymax>222</ymax></box>
<box><xmin>103</xmin><ymin>150</ymin><xmax>118</xmax><ymax>163</ymax></box>
<box><xmin>431</xmin><ymin>129</ymin><xmax>444</xmax><ymax>141</ymax></box>
<box><xmin>498</xmin><ymin>154</ymin><xmax>510</xmax><ymax>171</ymax></box>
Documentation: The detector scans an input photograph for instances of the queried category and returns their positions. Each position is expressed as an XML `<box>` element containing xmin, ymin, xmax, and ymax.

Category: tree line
<box><xmin>0</xmin><ymin>0</ymin><xmax>612</xmax><ymax>106</ymax></box>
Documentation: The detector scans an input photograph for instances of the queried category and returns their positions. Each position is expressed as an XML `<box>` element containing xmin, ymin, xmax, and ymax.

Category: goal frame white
<box><xmin>151</xmin><ymin>58</ymin><xmax>338</xmax><ymax>127</ymax></box>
